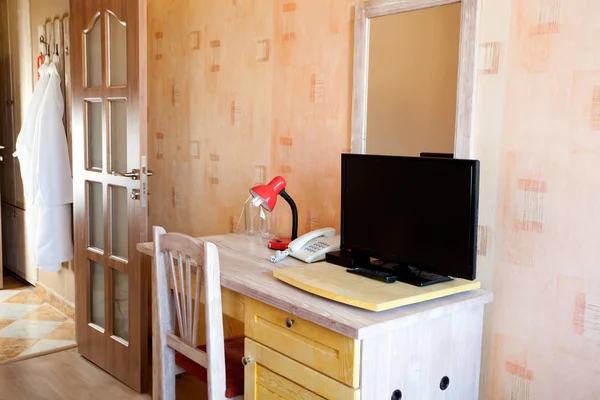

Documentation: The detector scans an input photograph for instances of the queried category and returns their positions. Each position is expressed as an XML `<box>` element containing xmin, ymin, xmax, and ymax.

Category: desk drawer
<box><xmin>244</xmin><ymin>338</ymin><xmax>359</xmax><ymax>400</ymax></box>
<box><xmin>245</xmin><ymin>298</ymin><xmax>360</xmax><ymax>388</ymax></box>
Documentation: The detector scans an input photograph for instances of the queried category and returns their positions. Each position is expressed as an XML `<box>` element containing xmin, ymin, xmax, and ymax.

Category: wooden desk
<box><xmin>138</xmin><ymin>233</ymin><xmax>493</xmax><ymax>400</ymax></box>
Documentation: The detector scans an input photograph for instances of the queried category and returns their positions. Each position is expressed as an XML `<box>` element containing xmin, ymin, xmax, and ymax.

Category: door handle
<box><xmin>112</xmin><ymin>169</ymin><xmax>154</xmax><ymax>180</ymax></box>
<box><xmin>113</xmin><ymin>169</ymin><xmax>141</xmax><ymax>180</ymax></box>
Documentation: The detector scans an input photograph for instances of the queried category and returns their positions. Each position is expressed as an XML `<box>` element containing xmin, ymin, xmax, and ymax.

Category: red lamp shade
<box><xmin>249</xmin><ymin>176</ymin><xmax>287</xmax><ymax>212</ymax></box>
<box><xmin>248</xmin><ymin>175</ymin><xmax>298</xmax><ymax>249</ymax></box>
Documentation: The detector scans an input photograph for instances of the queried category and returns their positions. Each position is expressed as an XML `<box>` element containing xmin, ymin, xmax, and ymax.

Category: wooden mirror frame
<box><xmin>350</xmin><ymin>0</ymin><xmax>481</xmax><ymax>158</ymax></box>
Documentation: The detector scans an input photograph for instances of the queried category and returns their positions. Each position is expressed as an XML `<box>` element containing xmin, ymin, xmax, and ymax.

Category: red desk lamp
<box><xmin>249</xmin><ymin>176</ymin><xmax>298</xmax><ymax>250</ymax></box>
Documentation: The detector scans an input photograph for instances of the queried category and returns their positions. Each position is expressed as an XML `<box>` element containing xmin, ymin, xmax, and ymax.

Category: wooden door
<box><xmin>71</xmin><ymin>0</ymin><xmax>149</xmax><ymax>392</ymax></box>
<box><xmin>1</xmin><ymin>206</ymin><xmax>17</xmax><ymax>275</ymax></box>
<box><xmin>0</xmin><ymin>0</ymin><xmax>11</xmax><ymax>289</ymax></box>
<box><xmin>0</xmin><ymin>0</ymin><xmax>16</xmax><ymax>208</ymax></box>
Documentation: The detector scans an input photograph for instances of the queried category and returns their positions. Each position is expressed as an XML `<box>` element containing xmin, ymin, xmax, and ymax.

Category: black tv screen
<box><xmin>341</xmin><ymin>154</ymin><xmax>479</xmax><ymax>280</ymax></box>
<box><xmin>420</xmin><ymin>152</ymin><xmax>454</xmax><ymax>159</ymax></box>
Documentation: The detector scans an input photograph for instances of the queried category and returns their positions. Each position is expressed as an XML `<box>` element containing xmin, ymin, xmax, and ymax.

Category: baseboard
<box><xmin>35</xmin><ymin>281</ymin><xmax>76</xmax><ymax>320</ymax></box>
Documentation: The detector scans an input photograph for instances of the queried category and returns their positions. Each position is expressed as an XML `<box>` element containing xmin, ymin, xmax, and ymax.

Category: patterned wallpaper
<box><xmin>147</xmin><ymin>0</ymin><xmax>355</xmax><ymax>239</ymax></box>
<box><xmin>147</xmin><ymin>0</ymin><xmax>600</xmax><ymax>398</ymax></box>
<box><xmin>475</xmin><ymin>0</ymin><xmax>600</xmax><ymax>398</ymax></box>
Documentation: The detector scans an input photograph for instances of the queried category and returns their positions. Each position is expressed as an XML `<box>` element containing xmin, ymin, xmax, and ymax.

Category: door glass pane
<box><xmin>111</xmin><ymin>186</ymin><xmax>128</xmax><ymax>259</ymax></box>
<box><xmin>84</xmin><ymin>14</ymin><xmax>102</xmax><ymax>88</ymax></box>
<box><xmin>113</xmin><ymin>269</ymin><xmax>129</xmax><ymax>341</ymax></box>
<box><xmin>108</xmin><ymin>12</ymin><xmax>127</xmax><ymax>87</ymax></box>
<box><xmin>109</xmin><ymin>100</ymin><xmax>128</xmax><ymax>173</ymax></box>
<box><xmin>86</xmin><ymin>101</ymin><xmax>102</xmax><ymax>170</ymax></box>
<box><xmin>90</xmin><ymin>261</ymin><xmax>105</xmax><ymax>328</ymax></box>
<box><xmin>88</xmin><ymin>182</ymin><xmax>104</xmax><ymax>249</ymax></box>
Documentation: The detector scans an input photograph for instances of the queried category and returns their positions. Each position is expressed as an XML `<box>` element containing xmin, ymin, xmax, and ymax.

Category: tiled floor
<box><xmin>0</xmin><ymin>273</ymin><xmax>76</xmax><ymax>364</ymax></box>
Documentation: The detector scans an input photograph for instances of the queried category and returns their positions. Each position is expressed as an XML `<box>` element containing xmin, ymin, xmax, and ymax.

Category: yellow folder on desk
<box><xmin>273</xmin><ymin>263</ymin><xmax>481</xmax><ymax>312</ymax></box>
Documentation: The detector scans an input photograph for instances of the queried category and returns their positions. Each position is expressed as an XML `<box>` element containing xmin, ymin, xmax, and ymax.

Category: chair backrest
<box><xmin>153</xmin><ymin>226</ymin><xmax>226</xmax><ymax>400</ymax></box>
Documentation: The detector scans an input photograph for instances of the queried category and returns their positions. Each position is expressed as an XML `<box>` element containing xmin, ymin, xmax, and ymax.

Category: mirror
<box><xmin>367</xmin><ymin>4</ymin><xmax>460</xmax><ymax>156</ymax></box>
<box><xmin>351</xmin><ymin>0</ymin><xmax>480</xmax><ymax>159</ymax></box>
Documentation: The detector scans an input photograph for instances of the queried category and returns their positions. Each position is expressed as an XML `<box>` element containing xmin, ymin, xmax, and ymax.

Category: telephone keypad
<box><xmin>306</xmin><ymin>241</ymin><xmax>328</xmax><ymax>253</ymax></box>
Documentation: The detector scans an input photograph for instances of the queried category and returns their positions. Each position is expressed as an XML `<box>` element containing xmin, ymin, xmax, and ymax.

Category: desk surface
<box><xmin>137</xmin><ymin>233</ymin><xmax>493</xmax><ymax>340</ymax></box>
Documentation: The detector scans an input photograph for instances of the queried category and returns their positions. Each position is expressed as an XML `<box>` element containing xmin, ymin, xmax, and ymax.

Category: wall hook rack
<box><xmin>39</xmin><ymin>35</ymin><xmax>49</xmax><ymax>55</ymax></box>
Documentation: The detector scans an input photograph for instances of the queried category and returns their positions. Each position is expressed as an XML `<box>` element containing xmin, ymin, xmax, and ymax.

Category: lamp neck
<box><xmin>279</xmin><ymin>189</ymin><xmax>298</xmax><ymax>240</ymax></box>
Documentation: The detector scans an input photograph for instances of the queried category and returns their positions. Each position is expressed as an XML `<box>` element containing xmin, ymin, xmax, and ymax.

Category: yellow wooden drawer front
<box><xmin>245</xmin><ymin>298</ymin><xmax>360</xmax><ymax>388</ymax></box>
<box><xmin>244</xmin><ymin>339</ymin><xmax>359</xmax><ymax>400</ymax></box>
<box><xmin>256</xmin><ymin>366</ymin><xmax>325</xmax><ymax>400</ymax></box>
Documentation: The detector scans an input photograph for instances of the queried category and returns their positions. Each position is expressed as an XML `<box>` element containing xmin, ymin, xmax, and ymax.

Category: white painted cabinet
<box><xmin>1</xmin><ymin>202</ymin><xmax>37</xmax><ymax>284</ymax></box>
<box><xmin>360</xmin><ymin>304</ymin><xmax>485</xmax><ymax>399</ymax></box>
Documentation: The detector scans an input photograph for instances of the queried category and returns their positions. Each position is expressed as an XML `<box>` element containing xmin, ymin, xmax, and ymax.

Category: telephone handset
<box><xmin>287</xmin><ymin>227</ymin><xmax>340</xmax><ymax>263</ymax></box>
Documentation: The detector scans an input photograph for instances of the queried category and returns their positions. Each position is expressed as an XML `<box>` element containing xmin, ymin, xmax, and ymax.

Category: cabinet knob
<box><xmin>241</xmin><ymin>357</ymin><xmax>252</xmax><ymax>366</ymax></box>
<box><xmin>440</xmin><ymin>376</ymin><xmax>450</xmax><ymax>390</ymax></box>
<box><xmin>285</xmin><ymin>317</ymin><xmax>294</xmax><ymax>328</ymax></box>
<box><xmin>391</xmin><ymin>389</ymin><xmax>402</xmax><ymax>400</ymax></box>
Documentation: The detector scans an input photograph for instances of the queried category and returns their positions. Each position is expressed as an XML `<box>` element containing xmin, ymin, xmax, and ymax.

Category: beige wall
<box><xmin>474</xmin><ymin>0</ymin><xmax>600</xmax><ymax>396</ymax></box>
<box><xmin>13</xmin><ymin>0</ymin><xmax>595</xmax><ymax>395</ymax></box>
<box><xmin>148</xmin><ymin>0</ymin><xmax>600</xmax><ymax>397</ymax></box>
<box><xmin>29</xmin><ymin>0</ymin><xmax>69</xmax><ymax>84</ymax></box>
<box><xmin>366</xmin><ymin>3</ymin><xmax>460</xmax><ymax>157</ymax></box>
<box><xmin>10</xmin><ymin>1</ymin><xmax>599</xmax><ymax>395</ymax></box>
<box><xmin>7</xmin><ymin>0</ymin><xmax>33</xmax><ymax>129</ymax></box>
<box><xmin>29</xmin><ymin>0</ymin><xmax>74</xmax><ymax>303</ymax></box>
<box><xmin>9</xmin><ymin>0</ymin><xmax>600</xmax><ymax>400</ymax></box>
<box><xmin>4</xmin><ymin>0</ymin><xmax>32</xmax><ymax>209</ymax></box>
<box><xmin>147</xmin><ymin>1</ymin><xmax>354</xmax><ymax>239</ymax></box>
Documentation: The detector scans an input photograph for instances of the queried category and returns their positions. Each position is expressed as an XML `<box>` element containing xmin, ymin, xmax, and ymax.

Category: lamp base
<box><xmin>268</xmin><ymin>237</ymin><xmax>292</xmax><ymax>250</ymax></box>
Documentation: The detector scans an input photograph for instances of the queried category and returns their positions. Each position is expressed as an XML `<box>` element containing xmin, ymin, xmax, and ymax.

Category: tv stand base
<box><xmin>367</xmin><ymin>261</ymin><xmax>454</xmax><ymax>287</ymax></box>
<box><xmin>395</xmin><ymin>266</ymin><xmax>453</xmax><ymax>287</ymax></box>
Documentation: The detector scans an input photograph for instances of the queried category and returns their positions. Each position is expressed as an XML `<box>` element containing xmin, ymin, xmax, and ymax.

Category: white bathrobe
<box><xmin>14</xmin><ymin>63</ymin><xmax>73</xmax><ymax>272</ymax></box>
<box><xmin>14</xmin><ymin>64</ymin><xmax>50</xmax><ymax>201</ymax></box>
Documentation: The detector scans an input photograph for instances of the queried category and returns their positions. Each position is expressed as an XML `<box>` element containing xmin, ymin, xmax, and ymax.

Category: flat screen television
<box><xmin>419</xmin><ymin>152</ymin><xmax>454</xmax><ymax>159</ymax></box>
<box><xmin>341</xmin><ymin>153</ymin><xmax>479</xmax><ymax>285</ymax></box>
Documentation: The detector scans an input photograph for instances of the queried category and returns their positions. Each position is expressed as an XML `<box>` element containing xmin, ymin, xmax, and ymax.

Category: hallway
<box><xmin>0</xmin><ymin>273</ymin><xmax>76</xmax><ymax>364</ymax></box>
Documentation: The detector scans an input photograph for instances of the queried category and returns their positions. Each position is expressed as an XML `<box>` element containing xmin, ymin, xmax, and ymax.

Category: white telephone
<box><xmin>287</xmin><ymin>227</ymin><xmax>340</xmax><ymax>263</ymax></box>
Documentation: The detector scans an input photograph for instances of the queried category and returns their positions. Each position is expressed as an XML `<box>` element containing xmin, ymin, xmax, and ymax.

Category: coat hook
<box><xmin>39</xmin><ymin>35</ymin><xmax>50</xmax><ymax>56</ymax></box>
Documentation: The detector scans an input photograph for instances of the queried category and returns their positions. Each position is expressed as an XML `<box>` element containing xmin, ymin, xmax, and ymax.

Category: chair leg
<box><xmin>153</xmin><ymin>343</ymin><xmax>176</xmax><ymax>400</ymax></box>
<box><xmin>152</xmin><ymin>227</ymin><xmax>178</xmax><ymax>400</ymax></box>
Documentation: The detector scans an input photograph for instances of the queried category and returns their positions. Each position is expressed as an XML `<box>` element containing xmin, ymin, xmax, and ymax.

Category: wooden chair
<box><xmin>152</xmin><ymin>226</ymin><xmax>244</xmax><ymax>400</ymax></box>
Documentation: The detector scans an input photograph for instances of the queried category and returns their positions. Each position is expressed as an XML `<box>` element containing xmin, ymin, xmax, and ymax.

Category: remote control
<box><xmin>346</xmin><ymin>267</ymin><xmax>397</xmax><ymax>283</ymax></box>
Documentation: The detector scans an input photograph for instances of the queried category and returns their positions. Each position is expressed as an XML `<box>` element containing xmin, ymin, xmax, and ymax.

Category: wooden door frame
<box><xmin>71</xmin><ymin>0</ymin><xmax>149</xmax><ymax>392</ymax></box>
<box><xmin>0</xmin><ymin>0</ymin><xmax>12</xmax><ymax>289</ymax></box>
<box><xmin>350</xmin><ymin>0</ymin><xmax>481</xmax><ymax>158</ymax></box>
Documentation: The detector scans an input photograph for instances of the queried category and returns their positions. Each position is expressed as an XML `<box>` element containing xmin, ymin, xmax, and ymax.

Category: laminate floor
<box><xmin>0</xmin><ymin>348</ymin><xmax>208</xmax><ymax>400</ymax></box>
<box><xmin>0</xmin><ymin>274</ymin><xmax>76</xmax><ymax>364</ymax></box>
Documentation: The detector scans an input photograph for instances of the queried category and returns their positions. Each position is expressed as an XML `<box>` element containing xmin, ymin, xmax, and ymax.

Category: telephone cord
<box><xmin>270</xmin><ymin>250</ymin><xmax>289</xmax><ymax>263</ymax></box>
